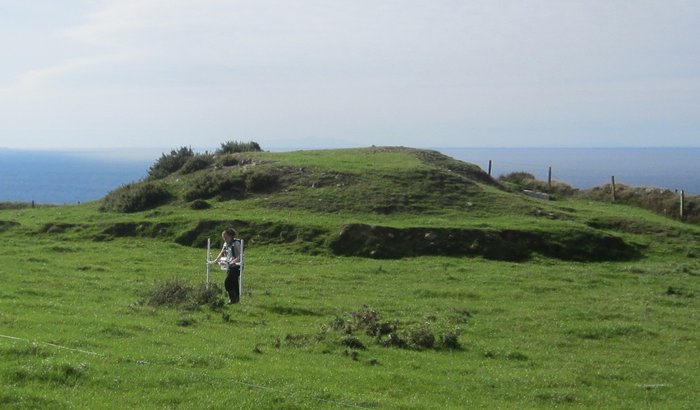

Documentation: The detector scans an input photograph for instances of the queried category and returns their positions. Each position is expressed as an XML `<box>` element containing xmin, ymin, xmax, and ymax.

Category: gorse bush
<box><xmin>216</xmin><ymin>140</ymin><xmax>262</xmax><ymax>155</ymax></box>
<box><xmin>180</xmin><ymin>154</ymin><xmax>214</xmax><ymax>175</ymax></box>
<box><xmin>100</xmin><ymin>181</ymin><xmax>172</xmax><ymax>213</ymax></box>
<box><xmin>148</xmin><ymin>146</ymin><xmax>194</xmax><ymax>179</ymax></box>
<box><xmin>183</xmin><ymin>172</ymin><xmax>246</xmax><ymax>201</ymax></box>
<box><xmin>245</xmin><ymin>170</ymin><xmax>279</xmax><ymax>192</ymax></box>
<box><xmin>499</xmin><ymin>172</ymin><xmax>578</xmax><ymax>197</ymax></box>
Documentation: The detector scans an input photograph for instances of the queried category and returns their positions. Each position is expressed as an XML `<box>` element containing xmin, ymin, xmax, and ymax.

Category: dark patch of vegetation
<box><xmin>189</xmin><ymin>199</ymin><xmax>211</xmax><ymax>210</ymax></box>
<box><xmin>149</xmin><ymin>280</ymin><xmax>192</xmax><ymax>307</ymax></box>
<box><xmin>584</xmin><ymin>184</ymin><xmax>700</xmax><ymax>224</ymax></box>
<box><xmin>498</xmin><ymin>171</ymin><xmax>700</xmax><ymax>225</ymax></box>
<box><xmin>183</xmin><ymin>171</ymin><xmax>246</xmax><ymax>202</ymax></box>
<box><xmin>148</xmin><ymin>280</ymin><xmax>225</xmax><ymax>310</ymax></box>
<box><xmin>180</xmin><ymin>154</ymin><xmax>215</xmax><ymax>175</ymax></box>
<box><xmin>216</xmin><ymin>140</ymin><xmax>262</xmax><ymax>155</ymax></box>
<box><xmin>665</xmin><ymin>286</ymin><xmax>694</xmax><ymax>298</ymax></box>
<box><xmin>97</xmin><ymin>222</ymin><xmax>176</xmax><ymax>240</ymax></box>
<box><xmin>0</xmin><ymin>220</ymin><xmax>20</xmax><ymax>232</ymax></box>
<box><xmin>0</xmin><ymin>202</ymin><xmax>35</xmax><ymax>210</ymax></box>
<box><xmin>586</xmin><ymin>217</ymin><xmax>672</xmax><ymax>235</ymax></box>
<box><xmin>339</xmin><ymin>335</ymin><xmax>366</xmax><ymax>350</ymax></box>
<box><xmin>330</xmin><ymin>223</ymin><xmax>641</xmax><ymax>262</ymax></box>
<box><xmin>569</xmin><ymin>325</ymin><xmax>654</xmax><ymax>340</ymax></box>
<box><xmin>10</xmin><ymin>361</ymin><xmax>88</xmax><ymax>387</ymax></box>
<box><xmin>328</xmin><ymin>306</ymin><xmax>464</xmax><ymax>351</ymax></box>
<box><xmin>174</xmin><ymin>219</ymin><xmax>329</xmax><ymax>249</ymax></box>
<box><xmin>148</xmin><ymin>146</ymin><xmax>194</xmax><ymax>179</ymax></box>
<box><xmin>283</xmin><ymin>333</ymin><xmax>314</xmax><ymax>348</ymax></box>
<box><xmin>38</xmin><ymin>223</ymin><xmax>81</xmax><ymax>234</ymax></box>
<box><xmin>100</xmin><ymin>181</ymin><xmax>172</xmax><ymax>213</ymax></box>
<box><xmin>245</xmin><ymin>169</ymin><xmax>280</xmax><ymax>193</ymax></box>
<box><xmin>499</xmin><ymin>172</ymin><xmax>578</xmax><ymax>197</ymax></box>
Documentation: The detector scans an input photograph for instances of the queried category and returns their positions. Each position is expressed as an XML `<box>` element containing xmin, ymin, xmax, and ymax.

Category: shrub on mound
<box><xmin>180</xmin><ymin>154</ymin><xmax>214</xmax><ymax>174</ymax></box>
<box><xmin>184</xmin><ymin>172</ymin><xmax>246</xmax><ymax>201</ymax></box>
<box><xmin>245</xmin><ymin>170</ymin><xmax>279</xmax><ymax>192</ymax></box>
<box><xmin>216</xmin><ymin>140</ymin><xmax>262</xmax><ymax>154</ymax></box>
<box><xmin>148</xmin><ymin>146</ymin><xmax>194</xmax><ymax>179</ymax></box>
<box><xmin>100</xmin><ymin>181</ymin><xmax>172</xmax><ymax>213</ymax></box>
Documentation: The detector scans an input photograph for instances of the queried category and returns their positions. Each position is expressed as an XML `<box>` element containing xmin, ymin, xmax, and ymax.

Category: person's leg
<box><xmin>231</xmin><ymin>266</ymin><xmax>240</xmax><ymax>303</ymax></box>
<box><xmin>225</xmin><ymin>266</ymin><xmax>241</xmax><ymax>304</ymax></box>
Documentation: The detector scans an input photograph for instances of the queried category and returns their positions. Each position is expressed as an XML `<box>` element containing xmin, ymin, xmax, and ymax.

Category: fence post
<box><xmin>487</xmin><ymin>160</ymin><xmax>492</xmax><ymax>177</ymax></box>
<box><xmin>611</xmin><ymin>176</ymin><xmax>616</xmax><ymax>202</ymax></box>
<box><xmin>548</xmin><ymin>166</ymin><xmax>552</xmax><ymax>192</ymax></box>
<box><xmin>680</xmin><ymin>190</ymin><xmax>685</xmax><ymax>220</ymax></box>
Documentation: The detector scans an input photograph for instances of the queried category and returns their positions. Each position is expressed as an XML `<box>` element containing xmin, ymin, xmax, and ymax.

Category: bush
<box><xmin>148</xmin><ymin>146</ymin><xmax>194</xmax><ymax>179</ymax></box>
<box><xmin>180</xmin><ymin>154</ymin><xmax>214</xmax><ymax>174</ymax></box>
<box><xmin>499</xmin><ymin>172</ymin><xmax>578</xmax><ymax>197</ymax></box>
<box><xmin>406</xmin><ymin>325</ymin><xmax>436</xmax><ymax>350</ymax></box>
<box><xmin>216</xmin><ymin>154</ymin><xmax>239</xmax><ymax>167</ymax></box>
<box><xmin>184</xmin><ymin>172</ymin><xmax>246</xmax><ymax>201</ymax></box>
<box><xmin>100</xmin><ymin>181</ymin><xmax>172</xmax><ymax>213</ymax></box>
<box><xmin>329</xmin><ymin>306</ymin><xmax>463</xmax><ymax>351</ymax></box>
<box><xmin>216</xmin><ymin>140</ymin><xmax>262</xmax><ymax>155</ymax></box>
<box><xmin>245</xmin><ymin>170</ymin><xmax>279</xmax><ymax>192</ymax></box>
<box><xmin>437</xmin><ymin>327</ymin><xmax>462</xmax><ymax>350</ymax></box>
<box><xmin>149</xmin><ymin>280</ymin><xmax>192</xmax><ymax>307</ymax></box>
<box><xmin>190</xmin><ymin>199</ymin><xmax>211</xmax><ymax>210</ymax></box>
<box><xmin>148</xmin><ymin>280</ymin><xmax>225</xmax><ymax>310</ymax></box>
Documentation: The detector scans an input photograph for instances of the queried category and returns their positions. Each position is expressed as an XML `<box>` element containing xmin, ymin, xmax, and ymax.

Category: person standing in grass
<box><xmin>214</xmin><ymin>228</ymin><xmax>242</xmax><ymax>304</ymax></box>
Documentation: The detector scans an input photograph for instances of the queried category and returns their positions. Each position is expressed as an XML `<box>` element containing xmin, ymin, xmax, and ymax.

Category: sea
<box><xmin>1</xmin><ymin>147</ymin><xmax>698</xmax><ymax>204</ymax></box>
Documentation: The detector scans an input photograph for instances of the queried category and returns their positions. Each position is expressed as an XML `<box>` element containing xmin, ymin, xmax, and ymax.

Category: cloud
<box><xmin>1</xmin><ymin>0</ymin><xmax>700</xmax><ymax>149</ymax></box>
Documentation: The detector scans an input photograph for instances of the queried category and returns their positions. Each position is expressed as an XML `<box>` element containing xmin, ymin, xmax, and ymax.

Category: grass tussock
<box><xmin>148</xmin><ymin>280</ymin><xmax>225</xmax><ymax>310</ymax></box>
<box><xmin>329</xmin><ymin>306</ymin><xmax>464</xmax><ymax>351</ymax></box>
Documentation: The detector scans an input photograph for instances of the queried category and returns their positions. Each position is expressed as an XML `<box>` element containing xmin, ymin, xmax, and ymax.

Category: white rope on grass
<box><xmin>0</xmin><ymin>332</ymin><xmax>372</xmax><ymax>410</ymax></box>
<box><xmin>0</xmin><ymin>333</ymin><xmax>103</xmax><ymax>356</ymax></box>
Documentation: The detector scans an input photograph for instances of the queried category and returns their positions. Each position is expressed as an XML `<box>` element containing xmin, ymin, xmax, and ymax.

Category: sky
<box><xmin>1</xmin><ymin>0</ymin><xmax>699</xmax><ymax>151</ymax></box>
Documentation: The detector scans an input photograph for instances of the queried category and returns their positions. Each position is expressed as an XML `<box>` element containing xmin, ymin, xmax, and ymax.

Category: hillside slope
<box><xmin>4</xmin><ymin>147</ymin><xmax>699</xmax><ymax>262</ymax></box>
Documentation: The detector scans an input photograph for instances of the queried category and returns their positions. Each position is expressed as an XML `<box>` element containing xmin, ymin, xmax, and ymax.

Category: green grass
<box><xmin>1</xmin><ymin>147</ymin><xmax>699</xmax><ymax>408</ymax></box>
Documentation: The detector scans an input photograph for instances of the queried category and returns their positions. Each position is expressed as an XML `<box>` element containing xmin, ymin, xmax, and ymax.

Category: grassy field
<box><xmin>1</xmin><ymin>147</ymin><xmax>699</xmax><ymax>409</ymax></box>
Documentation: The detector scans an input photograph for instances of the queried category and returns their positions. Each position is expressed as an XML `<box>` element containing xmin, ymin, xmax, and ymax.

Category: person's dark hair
<box><xmin>223</xmin><ymin>228</ymin><xmax>237</xmax><ymax>238</ymax></box>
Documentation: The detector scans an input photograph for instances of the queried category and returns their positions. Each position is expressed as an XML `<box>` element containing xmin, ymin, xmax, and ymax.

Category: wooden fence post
<box><xmin>680</xmin><ymin>190</ymin><xmax>685</xmax><ymax>220</ymax></box>
<box><xmin>611</xmin><ymin>176</ymin><xmax>616</xmax><ymax>202</ymax></box>
<box><xmin>487</xmin><ymin>160</ymin><xmax>492</xmax><ymax>177</ymax></box>
<box><xmin>548</xmin><ymin>166</ymin><xmax>552</xmax><ymax>192</ymax></box>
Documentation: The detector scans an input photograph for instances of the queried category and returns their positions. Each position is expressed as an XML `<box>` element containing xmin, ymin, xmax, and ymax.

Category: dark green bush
<box><xmin>406</xmin><ymin>325</ymin><xmax>436</xmax><ymax>350</ymax></box>
<box><xmin>190</xmin><ymin>199</ymin><xmax>211</xmax><ymax>210</ymax></box>
<box><xmin>216</xmin><ymin>154</ymin><xmax>239</xmax><ymax>167</ymax></box>
<box><xmin>437</xmin><ymin>327</ymin><xmax>462</xmax><ymax>349</ymax></box>
<box><xmin>184</xmin><ymin>172</ymin><xmax>246</xmax><ymax>201</ymax></box>
<box><xmin>339</xmin><ymin>335</ymin><xmax>366</xmax><ymax>350</ymax></box>
<box><xmin>216</xmin><ymin>140</ymin><xmax>262</xmax><ymax>155</ymax></box>
<box><xmin>101</xmin><ymin>181</ymin><xmax>172</xmax><ymax>213</ymax></box>
<box><xmin>245</xmin><ymin>170</ymin><xmax>279</xmax><ymax>192</ymax></box>
<box><xmin>148</xmin><ymin>280</ymin><xmax>225</xmax><ymax>310</ymax></box>
<box><xmin>148</xmin><ymin>146</ymin><xmax>194</xmax><ymax>179</ymax></box>
<box><xmin>149</xmin><ymin>280</ymin><xmax>192</xmax><ymax>307</ymax></box>
<box><xmin>180</xmin><ymin>154</ymin><xmax>214</xmax><ymax>174</ymax></box>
